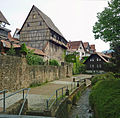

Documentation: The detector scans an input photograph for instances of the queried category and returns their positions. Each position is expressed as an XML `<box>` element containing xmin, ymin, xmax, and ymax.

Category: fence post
<box><xmin>56</xmin><ymin>90</ymin><xmax>58</xmax><ymax>105</ymax></box>
<box><xmin>3</xmin><ymin>90</ymin><xmax>6</xmax><ymax>112</ymax></box>
<box><xmin>74</xmin><ymin>82</ymin><xmax>75</xmax><ymax>89</ymax></box>
<box><xmin>71</xmin><ymin>83</ymin><xmax>72</xmax><ymax>91</ymax></box>
<box><xmin>23</xmin><ymin>89</ymin><xmax>24</xmax><ymax>99</ymax></box>
<box><xmin>62</xmin><ymin>88</ymin><xmax>63</xmax><ymax>98</ymax></box>
<box><xmin>46</xmin><ymin>100</ymin><xmax>49</xmax><ymax>110</ymax></box>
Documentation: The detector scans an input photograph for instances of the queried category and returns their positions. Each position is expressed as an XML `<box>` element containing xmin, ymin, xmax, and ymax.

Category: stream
<box><xmin>69</xmin><ymin>88</ymin><xmax>92</xmax><ymax>118</ymax></box>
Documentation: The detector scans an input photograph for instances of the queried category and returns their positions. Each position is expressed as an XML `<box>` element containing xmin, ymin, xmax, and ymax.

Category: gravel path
<box><xmin>69</xmin><ymin>88</ymin><xmax>92</xmax><ymax>118</ymax></box>
<box><xmin>0</xmin><ymin>74</ymin><xmax>92</xmax><ymax>113</ymax></box>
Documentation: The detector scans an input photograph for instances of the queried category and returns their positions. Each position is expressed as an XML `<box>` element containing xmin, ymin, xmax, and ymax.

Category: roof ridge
<box><xmin>33</xmin><ymin>5</ymin><xmax>65</xmax><ymax>39</ymax></box>
<box><xmin>0</xmin><ymin>11</ymin><xmax>10</xmax><ymax>25</ymax></box>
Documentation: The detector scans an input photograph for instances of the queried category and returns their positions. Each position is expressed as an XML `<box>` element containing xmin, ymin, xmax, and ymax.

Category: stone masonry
<box><xmin>0</xmin><ymin>56</ymin><xmax>72</xmax><ymax>90</ymax></box>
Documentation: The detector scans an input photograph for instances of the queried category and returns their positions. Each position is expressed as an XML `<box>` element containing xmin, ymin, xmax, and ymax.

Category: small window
<box><xmin>92</xmin><ymin>65</ymin><xmax>94</xmax><ymax>68</ymax></box>
<box><xmin>80</xmin><ymin>47</ymin><xmax>82</xmax><ymax>49</ymax></box>
<box><xmin>33</xmin><ymin>14</ymin><xmax>36</xmax><ymax>19</ymax></box>
<box><xmin>90</xmin><ymin>64</ymin><xmax>91</xmax><ymax>68</ymax></box>
<box><xmin>39</xmin><ymin>22</ymin><xmax>42</xmax><ymax>26</ymax></box>
<box><xmin>99</xmin><ymin>58</ymin><xmax>101</xmax><ymax>61</ymax></box>
<box><xmin>99</xmin><ymin>64</ymin><xmax>101</xmax><ymax>68</ymax></box>
<box><xmin>27</xmin><ymin>23</ymin><xmax>30</xmax><ymax>27</ymax></box>
<box><xmin>82</xmin><ymin>52</ymin><xmax>84</xmax><ymax>55</ymax></box>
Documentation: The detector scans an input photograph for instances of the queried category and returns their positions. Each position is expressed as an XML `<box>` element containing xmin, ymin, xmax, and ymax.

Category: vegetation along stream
<box><xmin>69</xmin><ymin>88</ymin><xmax>92</xmax><ymax>118</ymax></box>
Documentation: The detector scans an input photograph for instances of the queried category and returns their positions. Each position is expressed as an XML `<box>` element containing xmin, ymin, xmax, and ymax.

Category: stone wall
<box><xmin>5</xmin><ymin>99</ymin><xmax>28</xmax><ymax>115</ymax></box>
<box><xmin>0</xmin><ymin>56</ymin><xmax>72</xmax><ymax>90</ymax></box>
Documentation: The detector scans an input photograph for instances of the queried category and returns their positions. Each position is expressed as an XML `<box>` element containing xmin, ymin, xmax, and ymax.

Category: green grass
<box><xmin>30</xmin><ymin>80</ymin><xmax>48</xmax><ymax>88</ymax></box>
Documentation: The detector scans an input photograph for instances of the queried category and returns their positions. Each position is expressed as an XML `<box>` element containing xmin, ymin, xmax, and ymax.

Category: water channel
<box><xmin>69</xmin><ymin>88</ymin><xmax>92</xmax><ymax>118</ymax></box>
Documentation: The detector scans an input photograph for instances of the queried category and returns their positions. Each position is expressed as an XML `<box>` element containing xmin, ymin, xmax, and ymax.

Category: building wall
<box><xmin>0</xmin><ymin>56</ymin><xmax>72</xmax><ymax>90</ymax></box>
<box><xmin>84</xmin><ymin>54</ymin><xmax>105</xmax><ymax>72</ymax></box>
<box><xmin>76</xmin><ymin>43</ymin><xmax>86</xmax><ymax>60</ymax></box>
<box><xmin>19</xmin><ymin>7</ymin><xmax>50</xmax><ymax>50</ymax></box>
<box><xmin>19</xmin><ymin>7</ymin><xmax>67</xmax><ymax>63</ymax></box>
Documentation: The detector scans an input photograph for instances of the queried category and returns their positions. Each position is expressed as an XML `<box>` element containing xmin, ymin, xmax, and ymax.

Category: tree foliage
<box><xmin>65</xmin><ymin>54</ymin><xmax>76</xmax><ymax>63</ymax></box>
<box><xmin>93</xmin><ymin>0</ymin><xmax>120</xmax><ymax>73</ymax></box>
<box><xmin>73</xmin><ymin>56</ymin><xmax>86</xmax><ymax>75</ymax></box>
<box><xmin>93</xmin><ymin>0</ymin><xmax>120</xmax><ymax>42</ymax></box>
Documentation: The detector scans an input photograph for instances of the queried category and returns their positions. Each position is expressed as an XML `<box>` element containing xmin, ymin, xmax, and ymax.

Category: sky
<box><xmin>0</xmin><ymin>0</ymin><xmax>110</xmax><ymax>52</ymax></box>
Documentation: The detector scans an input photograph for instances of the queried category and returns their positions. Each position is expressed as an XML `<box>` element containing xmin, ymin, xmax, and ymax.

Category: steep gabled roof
<box><xmin>83</xmin><ymin>42</ymin><xmax>89</xmax><ymax>49</ymax></box>
<box><xmin>19</xmin><ymin>5</ymin><xmax>66</xmax><ymax>40</ymax></box>
<box><xmin>0</xmin><ymin>11</ymin><xmax>10</xmax><ymax>25</ymax></box>
<box><xmin>90</xmin><ymin>44</ymin><xmax>96</xmax><ymax>51</ymax></box>
<box><xmin>84</xmin><ymin>52</ymin><xmax>111</xmax><ymax>64</ymax></box>
<box><xmin>68</xmin><ymin>41</ymin><xmax>85</xmax><ymax>51</ymax></box>
<box><xmin>34</xmin><ymin>5</ymin><xmax>64</xmax><ymax>38</ymax></box>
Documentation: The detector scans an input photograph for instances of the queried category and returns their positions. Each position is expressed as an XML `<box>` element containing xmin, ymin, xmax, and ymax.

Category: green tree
<box><xmin>110</xmin><ymin>41</ymin><xmax>120</xmax><ymax>72</ymax></box>
<box><xmin>93</xmin><ymin>0</ymin><xmax>120</xmax><ymax>72</ymax></box>
<box><xmin>93</xmin><ymin>0</ymin><xmax>120</xmax><ymax>42</ymax></box>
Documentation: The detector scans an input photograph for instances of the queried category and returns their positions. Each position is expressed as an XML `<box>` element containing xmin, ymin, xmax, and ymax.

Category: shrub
<box><xmin>91</xmin><ymin>72</ymin><xmax>115</xmax><ymax>86</ymax></box>
<box><xmin>20</xmin><ymin>43</ymin><xmax>28</xmax><ymax>54</ymax></box>
<box><xmin>65</xmin><ymin>54</ymin><xmax>76</xmax><ymax>63</ymax></box>
<box><xmin>73</xmin><ymin>56</ymin><xmax>86</xmax><ymax>75</ymax></box>
<box><xmin>89</xmin><ymin>80</ymin><xmax>120</xmax><ymax>118</ymax></box>
<box><xmin>7</xmin><ymin>47</ymin><xmax>16</xmax><ymax>56</ymax></box>
<box><xmin>26</xmin><ymin>53</ymin><xmax>44</xmax><ymax>65</ymax></box>
<box><xmin>49</xmin><ymin>59</ymin><xmax>59</xmax><ymax>66</ymax></box>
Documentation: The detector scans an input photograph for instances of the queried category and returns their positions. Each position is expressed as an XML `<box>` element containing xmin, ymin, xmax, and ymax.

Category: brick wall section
<box><xmin>0</xmin><ymin>56</ymin><xmax>72</xmax><ymax>90</ymax></box>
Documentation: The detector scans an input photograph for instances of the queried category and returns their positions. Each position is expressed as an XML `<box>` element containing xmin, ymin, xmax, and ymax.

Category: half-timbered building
<box><xmin>19</xmin><ymin>5</ymin><xmax>68</xmax><ymax>62</ymax></box>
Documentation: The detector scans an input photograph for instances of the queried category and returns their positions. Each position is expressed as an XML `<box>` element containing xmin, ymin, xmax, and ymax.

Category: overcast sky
<box><xmin>0</xmin><ymin>0</ymin><xmax>110</xmax><ymax>52</ymax></box>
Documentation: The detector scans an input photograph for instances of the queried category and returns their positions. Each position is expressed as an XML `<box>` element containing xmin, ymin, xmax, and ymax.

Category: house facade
<box><xmin>19</xmin><ymin>5</ymin><xmax>67</xmax><ymax>62</ymax></box>
<box><xmin>0</xmin><ymin>11</ymin><xmax>11</xmax><ymax>55</ymax></box>
<box><xmin>84</xmin><ymin>52</ymin><xmax>110</xmax><ymax>73</ymax></box>
<box><xmin>83</xmin><ymin>42</ymin><xmax>96</xmax><ymax>56</ymax></box>
<box><xmin>67</xmin><ymin>41</ymin><xmax>86</xmax><ymax>60</ymax></box>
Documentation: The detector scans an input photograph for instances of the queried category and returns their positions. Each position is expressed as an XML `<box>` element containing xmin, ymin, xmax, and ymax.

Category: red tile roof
<box><xmin>26</xmin><ymin>46</ymin><xmax>46</xmax><ymax>56</ymax></box>
<box><xmin>8</xmin><ymin>32</ymin><xmax>19</xmax><ymax>44</ymax></box>
<box><xmin>68</xmin><ymin>41</ymin><xmax>82</xmax><ymax>50</ymax></box>
<box><xmin>83</xmin><ymin>42</ymin><xmax>89</xmax><ymax>49</ymax></box>
<box><xmin>1</xmin><ymin>40</ymin><xmax>20</xmax><ymax>48</ymax></box>
<box><xmin>90</xmin><ymin>44</ymin><xmax>95</xmax><ymax>51</ymax></box>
